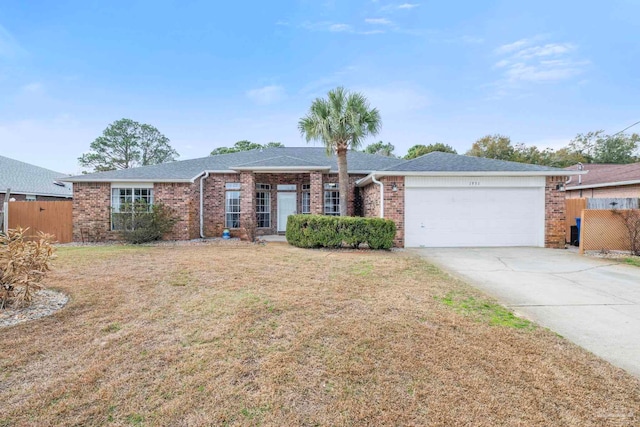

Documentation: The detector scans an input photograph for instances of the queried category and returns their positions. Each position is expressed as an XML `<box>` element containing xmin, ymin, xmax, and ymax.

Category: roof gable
<box><xmin>232</xmin><ymin>155</ymin><xmax>328</xmax><ymax>169</ymax></box>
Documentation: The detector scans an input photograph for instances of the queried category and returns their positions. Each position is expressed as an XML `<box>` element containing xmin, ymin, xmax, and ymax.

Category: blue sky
<box><xmin>1</xmin><ymin>0</ymin><xmax>639</xmax><ymax>174</ymax></box>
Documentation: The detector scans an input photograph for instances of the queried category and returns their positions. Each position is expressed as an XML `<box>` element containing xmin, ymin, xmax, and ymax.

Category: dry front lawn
<box><xmin>1</xmin><ymin>242</ymin><xmax>639</xmax><ymax>426</ymax></box>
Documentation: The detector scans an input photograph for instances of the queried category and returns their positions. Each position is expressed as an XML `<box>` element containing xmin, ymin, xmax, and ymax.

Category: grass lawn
<box><xmin>1</xmin><ymin>242</ymin><xmax>639</xmax><ymax>426</ymax></box>
<box><xmin>623</xmin><ymin>256</ymin><xmax>640</xmax><ymax>268</ymax></box>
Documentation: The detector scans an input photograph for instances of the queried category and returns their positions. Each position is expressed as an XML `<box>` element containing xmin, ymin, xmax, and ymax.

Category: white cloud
<box><xmin>495</xmin><ymin>38</ymin><xmax>532</xmax><ymax>55</ymax></box>
<box><xmin>379</xmin><ymin>2</ymin><xmax>420</xmax><ymax>12</ymax></box>
<box><xmin>503</xmin><ymin>62</ymin><xmax>585</xmax><ymax>82</ymax></box>
<box><xmin>246</xmin><ymin>85</ymin><xmax>286</xmax><ymax>105</ymax></box>
<box><xmin>300</xmin><ymin>21</ymin><xmax>354</xmax><ymax>33</ymax></box>
<box><xmin>490</xmin><ymin>36</ymin><xmax>588</xmax><ymax>94</ymax></box>
<box><xmin>328</xmin><ymin>23</ymin><xmax>352</xmax><ymax>32</ymax></box>
<box><xmin>365</xmin><ymin>18</ymin><xmax>392</xmax><ymax>25</ymax></box>
<box><xmin>515</xmin><ymin>43</ymin><xmax>575</xmax><ymax>59</ymax></box>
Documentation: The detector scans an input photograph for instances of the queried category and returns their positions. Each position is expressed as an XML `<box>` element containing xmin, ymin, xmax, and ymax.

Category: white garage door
<box><xmin>405</xmin><ymin>176</ymin><xmax>545</xmax><ymax>247</ymax></box>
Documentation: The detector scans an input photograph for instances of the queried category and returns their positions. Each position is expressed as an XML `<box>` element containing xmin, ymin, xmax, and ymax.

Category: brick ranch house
<box><xmin>564</xmin><ymin>162</ymin><xmax>640</xmax><ymax>199</ymax></box>
<box><xmin>63</xmin><ymin>148</ymin><xmax>581</xmax><ymax>248</ymax></box>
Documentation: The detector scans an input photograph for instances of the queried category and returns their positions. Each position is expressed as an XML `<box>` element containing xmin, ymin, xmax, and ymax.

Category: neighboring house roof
<box><xmin>63</xmin><ymin>147</ymin><xmax>406</xmax><ymax>182</ymax></box>
<box><xmin>564</xmin><ymin>162</ymin><xmax>640</xmax><ymax>190</ymax></box>
<box><xmin>0</xmin><ymin>155</ymin><xmax>73</xmax><ymax>198</ymax></box>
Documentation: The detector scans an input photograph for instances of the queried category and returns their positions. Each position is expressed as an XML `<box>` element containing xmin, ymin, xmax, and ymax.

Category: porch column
<box><xmin>240</xmin><ymin>172</ymin><xmax>256</xmax><ymax>241</ymax></box>
<box><xmin>310</xmin><ymin>171</ymin><xmax>323</xmax><ymax>214</ymax></box>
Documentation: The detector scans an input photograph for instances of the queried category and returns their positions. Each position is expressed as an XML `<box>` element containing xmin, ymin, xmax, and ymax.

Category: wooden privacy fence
<box><xmin>587</xmin><ymin>198</ymin><xmax>640</xmax><ymax>209</ymax></box>
<box><xmin>578</xmin><ymin>209</ymin><xmax>636</xmax><ymax>254</ymax></box>
<box><xmin>565</xmin><ymin>198</ymin><xmax>586</xmax><ymax>243</ymax></box>
<box><xmin>7</xmin><ymin>201</ymin><xmax>73</xmax><ymax>243</ymax></box>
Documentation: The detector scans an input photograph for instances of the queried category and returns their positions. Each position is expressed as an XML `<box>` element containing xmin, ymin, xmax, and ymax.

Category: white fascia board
<box><xmin>3</xmin><ymin>190</ymin><xmax>72</xmax><ymax>198</ymax></box>
<box><xmin>294</xmin><ymin>170</ymin><xmax>374</xmax><ymax>175</ymax></box>
<box><xmin>566</xmin><ymin>179</ymin><xmax>640</xmax><ymax>191</ymax></box>
<box><xmin>110</xmin><ymin>182</ymin><xmax>154</xmax><ymax>189</ymax></box>
<box><xmin>63</xmin><ymin>178</ymin><xmax>195</xmax><ymax>183</ymax></box>
<box><xmin>356</xmin><ymin>170</ymin><xmax>586</xmax><ymax>187</ymax></box>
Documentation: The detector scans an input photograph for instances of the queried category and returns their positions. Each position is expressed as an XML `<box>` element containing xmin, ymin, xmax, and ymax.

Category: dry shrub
<box><xmin>0</xmin><ymin>227</ymin><xmax>56</xmax><ymax>308</ymax></box>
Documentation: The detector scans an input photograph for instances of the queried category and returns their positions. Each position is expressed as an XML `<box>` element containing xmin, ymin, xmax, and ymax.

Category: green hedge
<box><xmin>286</xmin><ymin>215</ymin><xmax>396</xmax><ymax>250</ymax></box>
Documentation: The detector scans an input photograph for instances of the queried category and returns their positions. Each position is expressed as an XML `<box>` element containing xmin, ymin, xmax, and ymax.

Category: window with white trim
<box><xmin>25</xmin><ymin>194</ymin><xmax>36</xmax><ymax>202</ymax></box>
<box><xmin>111</xmin><ymin>187</ymin><xmax>154</xmax><ymax>230</ymax></box>
<box><xmin>255</xmin><ymin>184</ymin><xmax>271</xmax><ymax>228</ymax></box>
<box><xmin>324</xmin><ymin>183</ymin><xmax>339</xmax><ymax>216</ymax></box>
<box><xmin>301</xmin><ymin>184</ymin><xmax>311</xmax><ymax>214</ymax></box>
<box><xmin>225</xmin><ymin>190</ymin><xmax>241</xmax><ymax>228</ymax></box>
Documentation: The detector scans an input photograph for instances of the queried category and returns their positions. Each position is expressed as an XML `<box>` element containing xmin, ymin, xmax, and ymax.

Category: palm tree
<box><xmin>298</xmin><ymin>87</ymin><xmax>381</xmax><ymax>216</ymax></box>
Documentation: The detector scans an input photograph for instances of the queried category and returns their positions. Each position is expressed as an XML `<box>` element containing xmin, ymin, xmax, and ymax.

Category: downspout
<box><xmin>371</xmin><ymin>175</ymin><xmax>384</xmax><ymax>218</ymax></box>
<box><xmin>199</xmin><ymin>172</ymin><xmax>210</xmax><ymax>238</ymax></box>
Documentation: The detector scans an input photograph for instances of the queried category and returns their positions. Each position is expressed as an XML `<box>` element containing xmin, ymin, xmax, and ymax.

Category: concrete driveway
<box><xmin>413</xmin><ymin>247</ymin><xmax>640</xmax><ymax>378</ymax></box>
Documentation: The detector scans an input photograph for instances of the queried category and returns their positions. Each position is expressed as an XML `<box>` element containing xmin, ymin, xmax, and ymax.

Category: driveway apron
<box><xmin>413</xmin><ymin>247</ymin><xmax>640</xmax><ymax>378</ymax></box>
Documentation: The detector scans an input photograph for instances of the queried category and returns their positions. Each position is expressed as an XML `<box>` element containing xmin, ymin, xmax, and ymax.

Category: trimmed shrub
<box><xmin>286</xmin><ymin>215</ymin><xmax>396</xmax><ymax>250</ymax></box>
<box><xmin>114</xmin><ymin>202</ymin><xmax>178</xmax><ymax>244</ymax></box>
<box><xmin>364</xmin><ymin>218</ymin><xmax>398</xmax><ymax>249</ymax></box>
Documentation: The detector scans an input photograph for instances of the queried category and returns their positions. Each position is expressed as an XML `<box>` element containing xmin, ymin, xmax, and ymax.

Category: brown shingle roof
<box><xmin>565</xmin><ymin>162</ymin><xmax>640</xmax><ymax>189</ymax></box>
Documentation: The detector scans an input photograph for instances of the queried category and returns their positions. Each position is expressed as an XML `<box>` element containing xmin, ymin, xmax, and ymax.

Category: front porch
<box><xmin>200</xmin><ymin>169</ymin><xmax>365</xmax><ymax>241</ymax></box>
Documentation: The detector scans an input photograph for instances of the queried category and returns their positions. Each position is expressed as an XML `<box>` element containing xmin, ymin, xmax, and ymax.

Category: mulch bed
<box><xmin>0</xmin><ymin>289</ymin><xmax>69</xmax><ymax>328</ymax></box>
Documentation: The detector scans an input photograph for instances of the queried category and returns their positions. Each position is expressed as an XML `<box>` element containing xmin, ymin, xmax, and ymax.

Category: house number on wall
<box><xmin>468</xmin><ymin>181</ymin><xmax>481</xmax><ymax>186</ymax></box>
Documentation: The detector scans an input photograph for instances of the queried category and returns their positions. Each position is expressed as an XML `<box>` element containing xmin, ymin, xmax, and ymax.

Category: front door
<box><xmin>277</xmin><ymin>192</ymin><xmax>297</xmax><ymax>232</ymax></box>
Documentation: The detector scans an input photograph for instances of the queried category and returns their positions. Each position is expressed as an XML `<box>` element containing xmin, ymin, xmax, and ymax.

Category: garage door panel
<box><xmin>405</xmin><ymin>187</ymin><xmax>544</xmax><ymax>247</ymax></box>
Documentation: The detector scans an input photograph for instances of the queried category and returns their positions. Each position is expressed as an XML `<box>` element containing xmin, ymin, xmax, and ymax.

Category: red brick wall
<box><xmin>310</xmin><ymin>172</ymin><xmax>323</xmax><ymax>215</ymax></box>
<box><xmin>323</xmin><ymin>174</ymin><xmax>366</xmax><ymax>217</ymax></box>
<box><xmin>72</xmin><ymin>172</ymin><xmax>370</xmax><ymax>242</ymax></box>
<box><xmin>73</xmin><ymin>182</ymin><xmax>200</xmax><ymax>242</ymax></box>
<box><xmin>361</xmin><ymin>176</ymin><xmax>404</xmax><ymax>247</ymax></box>
<box><xmin>545</xmin><ymin>176</ymin><xmax>566</xmax><ymax>248</ymax></box>
<box><xmin>72</xmin><ymin>182</ymin><xmax>114</xmax><ymax>242</ymax></box>
<box><xmin>200</xmin><ymin>172</ymin><xmax>365</xmax><ymax>238</ymax></box>
<box><xmin>201</xmin><ymin>172</ymin><xmax>317</xmax><ymax>237</ymax></box>
<box><xmin>154</xmin><ymin>182</ymin><xmax>199</xmax><ymax>240</ymax></box>
<box><xmin>362</xmin><ymin>181</ymin><xmax>380</xmax><ymax>218</ymax></box>
<box><xmin>240</xmin><ymin>172</ymin><xmax>256</xmax><ymax>241</ymax></box>
<box><xmin>201</xmin><ymin>173</ymin><xmax>241</xmax><ymax>238</ymax></box>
